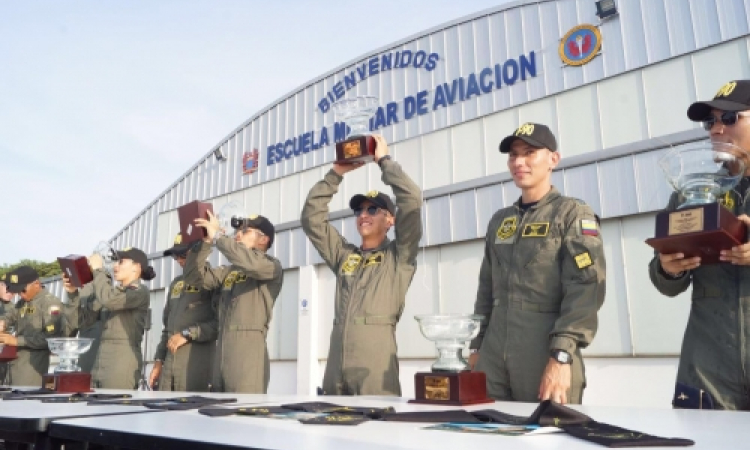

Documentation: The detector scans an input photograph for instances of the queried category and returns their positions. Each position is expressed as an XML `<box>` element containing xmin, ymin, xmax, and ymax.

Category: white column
<box><xmin>296</xmin><ymin>265</ymin><xmax>319</xmax><ymax>395</ymax></box>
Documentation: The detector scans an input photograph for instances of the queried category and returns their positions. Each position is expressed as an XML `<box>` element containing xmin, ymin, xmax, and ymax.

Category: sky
<box><xmin>0</xmin><ymin>0</ymin><xmax>512</xmax><ymax>266</ymax></box>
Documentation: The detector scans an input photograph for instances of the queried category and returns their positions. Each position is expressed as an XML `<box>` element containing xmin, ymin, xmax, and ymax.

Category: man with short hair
<box><xmin>150</xmin><ymin>234</ymin><xmax>217</xmax><ymax>391</ymax></box>
<box><xmin>0</xmin><ymin>266</ymin><xmax>64</xmax><ymax>386</ymax></box>
<box><xmin>185</xmin><ymin>213</ymin><xmax>283</xmax><ymax>393</ymax></box>
<box><xmin>649</xmin><ymin>80</ymin><xmax>750</xmax><ymax>410</ymax></box>
<box><xmin>301</xmin><ymin>134</ymin><xmax>422</xmax><ymax>396</ymax></box>
<box><xmin>470</xmin><ymin>123</ymin><xmax>606</xmax><ymax>405</ymax></box>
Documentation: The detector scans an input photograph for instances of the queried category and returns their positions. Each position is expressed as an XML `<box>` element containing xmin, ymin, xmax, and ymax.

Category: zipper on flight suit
<box><xmin>340</xmin><ymin>250</ymin><xmax>367</xmax><ymax>393</ymax></box>
<box><xmin>503</xmin><ymin>204</ymin><xmax>535</xmax><ymax>363</ymax></box>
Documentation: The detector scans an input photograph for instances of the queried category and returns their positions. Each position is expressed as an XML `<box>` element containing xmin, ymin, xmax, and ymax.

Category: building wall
<box><xmin>40</xmin><ymin>0</ymin><xmax>750</xmax><ymax>405</ymax></box>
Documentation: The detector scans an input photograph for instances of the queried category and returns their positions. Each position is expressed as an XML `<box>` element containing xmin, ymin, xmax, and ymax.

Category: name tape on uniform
<box><xmin>522</xmin><ymin>222</ymin><xmax>549</xmax><ymax>238</ymax></box>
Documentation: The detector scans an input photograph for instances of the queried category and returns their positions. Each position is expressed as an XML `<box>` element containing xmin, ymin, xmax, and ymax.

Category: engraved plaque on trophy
<box><xmin>333</xmin><ymin>96</ymin><xmax>379</xmax><ymax>164</ymax></box>
<box><xmin>410</xmin><ymin>314</ymin><xmax>493</xmax><ymax>406</ymax></box>
<box><xmin>57</xmin><ymin>255</ymin><xmax>93</xmax><ymax>288</ymax></box>
<box><xmin>645</xmin><ymin>142</ymin><xmax>748</xmax><ymax>265</ymax></box>
<box><xmin>178</xmin><ymin>201</ymin><xmax>214</xmax><ymax>245</ymax></box>
<box><xmin>42</xmin><ymin>338</ymin><xmax>94</xmax><ymax>393</ymax></box>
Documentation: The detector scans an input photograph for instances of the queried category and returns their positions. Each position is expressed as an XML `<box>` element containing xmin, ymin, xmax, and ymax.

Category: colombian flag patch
<box><xmin>581</xmin><ymin>219</ymin><xmax>599</xmax><ymax>236</ymax></box>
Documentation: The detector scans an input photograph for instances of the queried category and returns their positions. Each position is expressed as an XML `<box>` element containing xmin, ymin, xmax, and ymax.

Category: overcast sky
<box><xmin>0</xmin><ymin>0</ymin><xmax>511</xmax><ymax>266</ymax></box>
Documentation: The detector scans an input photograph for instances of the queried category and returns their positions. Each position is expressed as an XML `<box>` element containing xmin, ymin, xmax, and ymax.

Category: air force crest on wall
<box><xmin>243</xmin><ymin>150</ymin><xmax>259</xmax><ymax>175</ymax></box>
<box><xmin>559</xmin><ymin>24</ymin><xmax>602</xmax><ymax>66</ymax></box>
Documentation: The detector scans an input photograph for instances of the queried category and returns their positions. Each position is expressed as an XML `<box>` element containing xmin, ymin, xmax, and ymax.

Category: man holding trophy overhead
<box><xmin>0</xmin><ymin>266</ymin><xmax>65</xmax><ymax>386</ymax></box>
<box><xmin>301</xmin><ymin>121</ymin><xmax>423</xmax><ymax>396</ymax></box>
<box><xmin>184</xmin><ymin>212</ymin><xmax>282</xmax><ymax>394</ymax></box>
<box><xmin>469</xmin><ymin>123</ymin><xmax>606</xmax><ymax>405</ymax></box>
<box><xmin>649</xmin><ymin>80</ymin><xmax>750</xmax><ymax>410</ymax></box>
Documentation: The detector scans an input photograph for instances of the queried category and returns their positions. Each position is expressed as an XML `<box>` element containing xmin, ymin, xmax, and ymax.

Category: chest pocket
<box><xmin>521</xmin><ymin>221</ymin><xmax>562</xmax><ymax>268</ymax></box>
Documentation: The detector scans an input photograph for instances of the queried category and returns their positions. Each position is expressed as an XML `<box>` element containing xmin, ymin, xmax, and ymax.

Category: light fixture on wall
<box><xmin>213</xmin><ymin>148</ymin><xmax>227</xmax><ymax>162</ymax></box>
<box><xmin>595</xmin><ymin>0</ymin><xmax>618</xmax><ymax>21</ymax></box>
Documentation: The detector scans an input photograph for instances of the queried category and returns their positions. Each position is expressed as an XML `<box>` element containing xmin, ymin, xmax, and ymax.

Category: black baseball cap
<box><xmin>6</xmin><ymin>266</ymin><xmax>40</xmax><ymax>294</ymax></box>
<box><xmin>688</xmin><ymin>80</ymin><xmax>750</xmax><ymax>121</ymax></box>
<box><xmin>232</xmin><ymin>214</ymin><xmax>275</xmax><ymax>248</ymax></box>
<box><xmin>499</xmin><ymin>122</ymin><xmax>558</xmax><ymax>153</ymax></box>
<box><xmin>117</xmin><ymin>247</ymin><xmax>148</xmax><ymax>269</ymax></box>
<box><xmin>163</xmin><ymin>233</ymin><xmax>189</xmax><ymax>257</ymax></box>
<box><xmin>349</xmin><ymin>190</ymin><xmax>396</xmax><ymax>215</ymax></box>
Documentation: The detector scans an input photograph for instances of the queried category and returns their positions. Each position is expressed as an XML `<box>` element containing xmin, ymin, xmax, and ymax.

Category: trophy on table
<box><xmin>411</xmin><ymin>314</ymin><xmax>493</xmax><ymax>406</ymax></box>
<box><xmin>58</xmin><ymin>241</ymin><xmax>119</xmax><ymax>288</ymax></box>
<box><xmin>645</xmin><ymin>142</ymin><xmax>749</xmax><ymax>264</ymax></box>
<box><xmin>333</xmin><ymin>96</ymin><xmax>379</xmax><ymax>164</ymax></box>
<box><xmin>43</xmin><ymin>338</ymin><xmax>94</xmax><ymax>392</ymax></box>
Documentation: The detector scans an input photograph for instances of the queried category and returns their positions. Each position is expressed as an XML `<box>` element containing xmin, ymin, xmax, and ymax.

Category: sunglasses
<box><xmin>353</xmin><ymin>205</ymin><xmax>383</xmax><ymax>217</ymax></box>
<box><xmin>703</xmin><ymin>111</ymin><xmax>748</xmax><ymax>131</ymax></box>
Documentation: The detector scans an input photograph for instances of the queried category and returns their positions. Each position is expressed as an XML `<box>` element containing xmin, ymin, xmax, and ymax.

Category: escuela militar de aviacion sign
<box><xmin>266</xmin><ymin>49</ymin><xmax>537</xmax><ymax>166</ymax></box>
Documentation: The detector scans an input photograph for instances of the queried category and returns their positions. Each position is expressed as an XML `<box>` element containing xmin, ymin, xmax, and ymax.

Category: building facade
<box><xmin>46</xmin><ymin>0</ymin><xmax>750</xmax><ymax>406</ymax></box>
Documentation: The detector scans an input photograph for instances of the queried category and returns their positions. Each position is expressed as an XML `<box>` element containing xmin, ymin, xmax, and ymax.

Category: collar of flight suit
<box><xmin>512</xmin><ymin>186</ymin><xmax>561</xmax><ymax>212</ymax></box>
<box><xmin>359</xmin><ymin>236</ymin><xmax>391</xmax><ymax>254</ymax></box>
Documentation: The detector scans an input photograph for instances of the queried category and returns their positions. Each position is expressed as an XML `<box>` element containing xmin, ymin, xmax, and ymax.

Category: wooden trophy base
<box><xmin>645</xmin><ymin>203</ymin><xmax>747</xmax><ymax>265</ymax></box>
<box><xmin>335</xmin><ymin>135</ymin><xmax>376</xmax><ymax>164</ymax></box>
<box><xmin>409</xmin><ymin>371</ymin><xmax>494</xmax><ymax>406</ymax></box>
<box><xmin>42</xmin><ymin>372</ymin><xmax>92</xmax><ymax>393</ymax></box>
<box><xmin>178</xmin><ymin>201</ymin><xmax>214</xmax><ymax>245</ymax></box>
<box><xmin>0</xmin><ymin>345</ymin><xmax>17</xmax><ymax>362</ymax></box>
<box><xmin>58</xmin><ymin>255</ymin><xmax>93</xmax><ymax>288</ymax></box>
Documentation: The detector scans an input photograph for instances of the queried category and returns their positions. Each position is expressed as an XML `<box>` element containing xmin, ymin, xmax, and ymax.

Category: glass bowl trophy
<box><xmin>333</xmin><ymin>96</ymin><xmax>379</xmax><ymax>164</ymax></box>
<box><xmin>410</xmin><ymin>314</ymin><xmax>493</xmax><ymax>406</ymax></box>
<box><xmin>43</xmin><ymin>338</ymin><xmax>94</xmax><ymax>392</ymax></box>
<box><xmin>645</xmin><ymin>142</ymin><xmax>748</xmax><ymax>264</ymax></box>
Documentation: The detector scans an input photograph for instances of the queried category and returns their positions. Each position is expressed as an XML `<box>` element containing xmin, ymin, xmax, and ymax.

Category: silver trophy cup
<box><xmin>414</xmin><ymin>314</ymin><xmax>483</xmax><ymax>372</ymax></box>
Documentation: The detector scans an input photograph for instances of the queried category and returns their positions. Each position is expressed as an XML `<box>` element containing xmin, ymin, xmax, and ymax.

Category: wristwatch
<box><xmin>377</xmin><ymin>154</ymin><xmax>392</xmax><ymax>167</ymax></box>
<box><xmin>550</xmin><ymin>349</ymin><xmax>572</xmax><ymax>364</ymax></box>
<box><xmin>181</xmin><ymin>328</ymin><xmax>193</xmax><ymax>342</ymax></box>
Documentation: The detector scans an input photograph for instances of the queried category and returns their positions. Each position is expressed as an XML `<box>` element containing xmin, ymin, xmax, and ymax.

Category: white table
<box><xmin>47</xmin><ymin>394</ymin><xmax>750</xmax><ymax>450</ymax></box>
<box><xmin>0</xmin><ymin>388</ymin><xmax>243</xmax><ymax>449</ymax></box>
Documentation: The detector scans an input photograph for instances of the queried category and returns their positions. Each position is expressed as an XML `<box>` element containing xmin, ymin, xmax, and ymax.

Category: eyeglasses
<box><xmin>353</xmin><ymin>205</ymin><xmax>383</xmax><ymax>217</ymax></box>
<box><xmin>172</xmin><ymin>253</ymin><xmax>187</xmax><ymax>260</ymax></box>
<box><xmin>703</xmin><ymin>111</ymin><xmax>749</xmax><ymax>131</ymax></box>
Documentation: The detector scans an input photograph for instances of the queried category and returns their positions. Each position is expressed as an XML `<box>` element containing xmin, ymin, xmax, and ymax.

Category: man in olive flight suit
<box><xmin>469</xmin><ymin>123</ymin><xmax>606</xmax><ymax>405</ymax></box>
<box><xmin>0</xmin><ymin>266</ymin><xmax>64</xmax><ymax>386</ymax></box>
<box><xmin>650</xmin><ymin>80</ymin><xmax>750</xmax><ymax>410</ymax></box>
<box><xmin>150</xmin><ymin>234</ymin><xmax>218</xmax><ymax>391</ymax></box>
<box><xmin>301</xmin><ymin>134</ymin><xmax>422</xmax><ymax>396</ymax></box>
<box><xmin>185</xmin><ymin>213</ymin><xmax>283</xmax><ymax>393</ymax></box>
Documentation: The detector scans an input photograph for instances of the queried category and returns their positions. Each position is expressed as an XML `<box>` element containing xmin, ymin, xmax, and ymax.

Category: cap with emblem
<box><xmin>6</xmin><ymin>266</ymin><xmax>40</xmax><ymax>294</ymax></box>
<box><xmin>116</xmin><ymin>247</ymin><xmax>149</xmax><ymax>269</ymax></box>
<box><xmin>499</xmin><ymin>122</ymin><xmax>558</xmax><ymax>153</ymax></box>
<box><xmin>232</xmin><ymin>215</ymin><xmax>275</xmax><ymax>248</ymax></box>
<box><xmin>688</xmin><ymin>80</ymin><xmax>750</xmax><ymax>121</ymax></box>
<box><xmin>163</xmin><ymin>233</ymin><xmax>189</xmax><ymax>257</ymax></box>
<box><xmin>349</xmin><ymin>190</ymin><xmax>396</xmax><ymax>215</ymax></box>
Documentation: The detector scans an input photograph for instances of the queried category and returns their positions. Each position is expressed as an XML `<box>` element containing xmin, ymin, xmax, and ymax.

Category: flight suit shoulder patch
<box><xmin>496</xmin><ymin>216</ymin><xmax>518</xmax><ymax>241</ymax></box>
<box><xmin>581</xmin><ymin>219</ymin><xmax>599</xmax><ymax>237</ymax></box>
<box><xmin>574</xmin><ymin>252</ymin><xmax>593</xmax><ymax>269</ymax></box>
<box><xmin>171</xmin><ymin>281</ymin><xmax>185</xmax><ymax>298</ymax></box>
<box><xmin>341</xmin><ymin>254</ymin><xmax>362</xmax><ymax>275</ymax></box>
<box><xmin>48</xmin><ymin>306</ymin><xmax>61</xmax><ymax>316</ymax></box>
